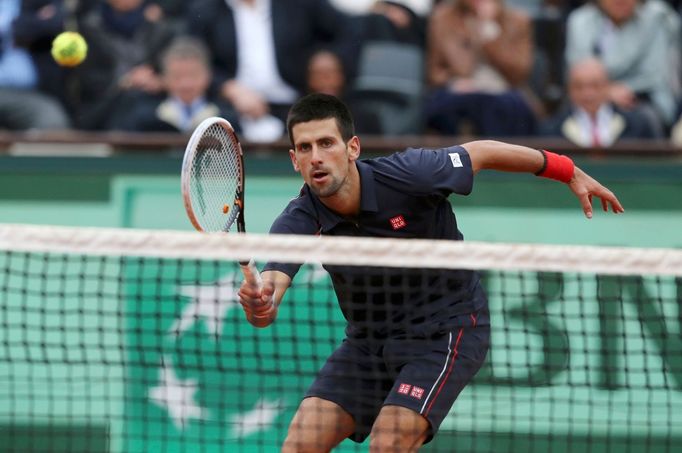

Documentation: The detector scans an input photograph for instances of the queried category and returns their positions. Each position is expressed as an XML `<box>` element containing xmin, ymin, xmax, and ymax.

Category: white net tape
<box><xmin>0</xmin><ymin>224</ymin><xmax>680</xmax><ymax>276</ymax></box>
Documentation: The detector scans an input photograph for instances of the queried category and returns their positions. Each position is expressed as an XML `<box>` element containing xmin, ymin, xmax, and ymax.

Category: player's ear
<box><xmin>289</xmin><ymin>149</ymin><xmax>300</xmax><ymax>172</ymax></box>
<box><xmin>347</xmin><ymin>136</ymin><xmax>361</xmax><ymax>161</ymax></box>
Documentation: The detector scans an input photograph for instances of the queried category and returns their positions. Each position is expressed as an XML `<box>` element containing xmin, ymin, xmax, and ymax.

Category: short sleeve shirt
<box><xmin>264</xmin><ymin>146</ymin><xmax>487</xmax><ymax>338</ymax></box>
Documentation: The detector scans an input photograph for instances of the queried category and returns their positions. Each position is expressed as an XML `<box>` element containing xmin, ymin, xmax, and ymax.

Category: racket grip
<box><xmin>240</xmin><ymin>259</ymin><xmax>262</xmax><ymax>289</ymax></box>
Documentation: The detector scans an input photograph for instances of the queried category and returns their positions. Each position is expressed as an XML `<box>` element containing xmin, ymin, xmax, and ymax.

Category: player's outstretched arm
<box><xmin>462</xmin><ymin>140</ymin><xmax>624</xmax><ymax>218</ymax></box>
<box><xmin>238</xmin><ymin>270</ymin><xmax>291</xmax><ymax>328</ymax></box>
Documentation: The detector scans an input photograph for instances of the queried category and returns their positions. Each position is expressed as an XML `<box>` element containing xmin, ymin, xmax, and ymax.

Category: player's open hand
<box><xmin>238</xmin><ymin>279</ymin><xmax>277</xmax><ymax>328</ymax></box>
<box><xmin>568</xmin><ymin>167</ymin><xmax>625</xmax><ymax>219</ymax></box>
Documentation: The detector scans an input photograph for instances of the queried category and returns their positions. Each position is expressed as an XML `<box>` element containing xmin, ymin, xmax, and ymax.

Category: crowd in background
<box><xmin>2</xmin><ymin>0</ymin><xmax>682</xmax><ymax>148</ymax></box>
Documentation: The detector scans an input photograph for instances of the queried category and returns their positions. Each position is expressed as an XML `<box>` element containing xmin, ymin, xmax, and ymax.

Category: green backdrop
<box><xmin>0</xmin><ymin>152</ymin><xmax>680</xmax><ymax>452</ymax></box>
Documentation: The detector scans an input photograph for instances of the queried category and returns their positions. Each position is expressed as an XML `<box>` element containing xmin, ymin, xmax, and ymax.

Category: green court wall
<box><xmin>1</xmin><ymin>153</ymin><xmax>680</xmax><ymax>452</ymax></box>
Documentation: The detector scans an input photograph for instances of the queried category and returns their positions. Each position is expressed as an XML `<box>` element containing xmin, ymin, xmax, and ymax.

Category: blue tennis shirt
<box><xmin>264</xmin><ymin>145</ymin><xmax>487</xmax><ymax>338</ymax></box>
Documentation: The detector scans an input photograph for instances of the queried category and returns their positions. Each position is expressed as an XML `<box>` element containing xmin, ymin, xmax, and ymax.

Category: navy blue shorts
<box><xmin>304</xmin><ymin>308</ymin><xmax>490</xmax><ymax>443</ymax></box>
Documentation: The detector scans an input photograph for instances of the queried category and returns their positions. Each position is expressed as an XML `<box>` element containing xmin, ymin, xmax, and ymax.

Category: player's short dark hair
<box><xmin>286</xmin><ymin>93</ymin><xmax>355</xmax><ymax>146</ymax></box>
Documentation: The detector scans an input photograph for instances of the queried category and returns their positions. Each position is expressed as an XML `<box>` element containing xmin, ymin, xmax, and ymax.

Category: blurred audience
<box><xmin>671</xmin><ymin>111</ymin><xmax>682</xmax><ymax>146</ymax></box>
<box><xmin>565</xmin><ymin>0</ymin><xmax>681</xmax><ymax>136</ymax></box>
<box><xmin>331</xmin><ymin>0</ymin><xmax>432</xmax><ymax>47</ymax></box>
<box><xmin>67</xmin><ymin>0</ymin><xmax>176</xmax><ymax>129</ymax></box>
<box><xmin>331</xmin><ymin>0</ymin><xmax>433</xmax><ymax>17</ymax></box>
<box><xmin>187</xmin><ymin>0</ymin><xmax>356</xmax><ymax>142</ymax></box>
<box><xmin>540</xmin><ymin>58</ymin><xmax>656</xmax><ymax>147</ymax></box>
<box><xmin>120</xmin><ymin>36</ymin><xmax>239</xmax><ymax>133</ymax></box>
<box><xmin>0</xmin><ymin>0</ymin><xmax>70</xmax><ymax>130</ymax></box>
<box><xmin>306</xmin><ymin>49</ymin><xmax>382</xmax><ymax>134</ymax></box>
<box><xmin>4</xmin><ymin>0</ymin><xmax>681</xmax><ymax>147</ymax></box>
<box><xmin>424</xmin><ymin>0</ymin><xmax>538</xmax><ymax>136</ymax></box>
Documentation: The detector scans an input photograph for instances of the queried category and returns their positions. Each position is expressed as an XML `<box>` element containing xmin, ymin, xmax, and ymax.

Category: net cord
<box><xmin>0</xmin><ymin>223</ymin><xmax>680</xmax><ymax>276</ymax></box>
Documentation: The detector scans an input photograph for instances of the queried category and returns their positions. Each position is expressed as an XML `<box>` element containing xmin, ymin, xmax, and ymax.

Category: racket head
<box><xmin>181</xmin><ymin>117</ymin><xmax>245</xmax><ymax>233</ymax></box>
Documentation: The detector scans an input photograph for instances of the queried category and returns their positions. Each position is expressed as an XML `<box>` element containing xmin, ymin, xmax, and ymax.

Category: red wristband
<box><xmin>535</xmin><ymin>150</ymin><xmax>575</xmax><ymax>183</ymax></box>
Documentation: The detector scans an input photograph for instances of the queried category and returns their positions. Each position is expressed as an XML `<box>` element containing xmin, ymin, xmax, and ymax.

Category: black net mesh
<box><xmin>1</xmin><ymin>232</ymin><xmax>681</xmax><ymax>452</ymax></box>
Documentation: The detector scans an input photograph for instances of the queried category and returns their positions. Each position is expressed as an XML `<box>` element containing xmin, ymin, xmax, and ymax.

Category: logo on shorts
<box><xmin>390</xmin><ymin>215</ymin><xmax>407</xmax><ymax>230</ymax></box>
<box><xmin>397</xmin><ymin>383</ymin><xmax>412</xmax><ymax>395</ymax></box>
<box><xmin>398</xmin><ymin>383</ymin><xmax>424</xmax><ymax>399</ymax></box>
<box><xmin>410</xmin><ymin>386</ymin><xmax>425</xmax><ymax>400</ymax></box>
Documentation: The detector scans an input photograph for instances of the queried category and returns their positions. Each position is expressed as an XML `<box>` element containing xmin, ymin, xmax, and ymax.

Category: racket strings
<box><xmin>189</xmin><ymin>124</ymin><xmax>242</xmax><ymax>232</ymax></box>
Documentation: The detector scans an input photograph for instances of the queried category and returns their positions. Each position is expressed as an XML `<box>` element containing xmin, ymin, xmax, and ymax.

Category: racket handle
<box><xmin>240</xmin><ymin>259</ymin><xmax>262</xmax><ymax>289</ymax></box>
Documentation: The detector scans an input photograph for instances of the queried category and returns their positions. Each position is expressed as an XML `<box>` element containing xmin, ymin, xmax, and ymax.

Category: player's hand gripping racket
<box><xmin>181</xmin><ymin>117</ymin><xmax>262</xmax><ymax>289</ymax></box>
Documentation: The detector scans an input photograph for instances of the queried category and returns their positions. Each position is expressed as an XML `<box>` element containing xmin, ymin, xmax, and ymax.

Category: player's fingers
<box><xmin>610</xmin><ymin>195</ymin><xmax>625</xmax><ymax>213</ymax></box>
<box><xmin>597</xmin><ymin>187</ymin><xmax>624</xmax><ymax>213</ymax></box>
<box><xmin>238</xmin><ymin>286</ymin><xmax>260</xmax><ymax>302</ymax></box>
<box><xmin>601</xmin><ymin>197</ymin><xmax>608</xmax><ymax>212</ymax></box>
<box><xmin>251</xmin><ymin>303</ymin><xmax>276</xmax><ymax>319</ymax></box>
<box><xmin>578</xmin><ymin>192</ymin><xmax>593</xmax><ymax>219</ymax></box>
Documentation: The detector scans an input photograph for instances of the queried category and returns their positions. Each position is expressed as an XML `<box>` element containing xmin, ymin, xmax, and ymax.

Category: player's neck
<box><xmin>319</xmin><ymin>164</ymin><xmax>361</xmax><ymax>217</ymax></box>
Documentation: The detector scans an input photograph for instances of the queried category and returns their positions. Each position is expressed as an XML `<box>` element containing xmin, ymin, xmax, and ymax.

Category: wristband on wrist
<box><xmin>534</xmin><ymin>149</ymin><xmax>575</xmax><ymax>183</ymax></box>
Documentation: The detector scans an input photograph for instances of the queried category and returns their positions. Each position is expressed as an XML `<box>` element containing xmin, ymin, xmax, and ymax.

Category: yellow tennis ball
<box><xmin>51</xmin><ymin>31</ymin><xmax>88</xmax><ymax>67</ymax></box>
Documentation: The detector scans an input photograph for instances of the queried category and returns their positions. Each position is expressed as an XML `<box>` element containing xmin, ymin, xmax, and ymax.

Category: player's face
<box><xmin>289</xmin><ymin>118</ymin><xmax>359</xmax><ymax>199</ymax></box>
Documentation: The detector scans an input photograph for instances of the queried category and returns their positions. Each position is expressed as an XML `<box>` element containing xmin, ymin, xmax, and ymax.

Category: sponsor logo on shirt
<box><xmin>390</xmin><ymin>215</ymin><xmax>407</xmax><ymax>230</ymax></box>
<box><xmin>449</xmin><ymin>152</ymin><xmax>463</xmax><ymax>168</ymax></box>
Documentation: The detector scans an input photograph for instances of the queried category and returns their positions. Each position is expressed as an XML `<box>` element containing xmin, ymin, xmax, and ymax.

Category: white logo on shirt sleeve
<box><xmin>449</xmin><ymin>152</ymin><xmax>463</xmax><ymax>168</ymax></box>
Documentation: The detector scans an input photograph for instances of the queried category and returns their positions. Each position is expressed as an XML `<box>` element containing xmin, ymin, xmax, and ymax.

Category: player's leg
<box><xmin>369</xmin><ymin>404</ymin><xmax>429</xmax><ymax>453</ymax></box>
<box><xmin>281</xmin><ymin>397</ymin><xmax>355</xmax><ymax>453</ymax></box>
<box><xmin>282</xmin><ymin>338</ymin><xmax>391</xmax><ymax>451</ymax></box>
<box><xmin>374</xmin><ymin>308</ymin><xmax>491</xmax><ymax>450</ymax></box>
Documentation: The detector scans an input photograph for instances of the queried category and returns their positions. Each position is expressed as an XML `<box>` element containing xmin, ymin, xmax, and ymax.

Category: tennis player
<box><xmin>238</xmin><ymin>93</ymin><xmax>624</xmax><ymax>452</ymax></box>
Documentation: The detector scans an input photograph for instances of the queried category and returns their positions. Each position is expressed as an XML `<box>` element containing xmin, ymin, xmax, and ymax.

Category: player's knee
<box><xmin>281</xmin><ymin>429</ymin><xmax>329</xmax><ymax>453</ymax></box>
<box><xmin>369</xmin><ymin>429</ymin><xmax>420</xmax><ymax>453</ymax></box>
<box><xmin>369</xmin><ymin>421</ymin><xmax>429</xmax><ymax>453</ymax></box>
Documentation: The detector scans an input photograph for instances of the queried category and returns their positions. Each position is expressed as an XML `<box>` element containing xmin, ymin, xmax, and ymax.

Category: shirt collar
<box><xmin>307</xmin><ymin>160</ymin><xmax>378</xmax><ymax>232</ymax></box>
<box><xmin>356</xmin><ymin>160</ymin><xmax>378</xmax><ymax>213</ymax></box>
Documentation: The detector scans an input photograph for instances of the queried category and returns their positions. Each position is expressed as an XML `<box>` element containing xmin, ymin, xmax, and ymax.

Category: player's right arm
<box><xmin>240</xmin><ymin>194</ymin><xmax>317</xmax><ymax>328</ymax></box>
<box><xmin>238</xmin><ymin>270</ymin><xmax>292</xmax><ymax>328</ymax></box>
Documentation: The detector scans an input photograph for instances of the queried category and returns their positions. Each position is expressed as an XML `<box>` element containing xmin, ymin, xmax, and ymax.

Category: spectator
<box><xmin>120</xmin><ymin>37</ymin><xmax>239</xmax><ymax>133</ymax></box>
<box><xmin>307</xmin><ymin>50</ymin><xmax>346</xmax><ymax>98</ymax></box>
<box><xmin>154</xmin><ymin>0</ymin><xmax>190</xmax><ymax>33</ymax></box>
<box><xmin>424</xmin><ymin>0</ymin><xmax>538</xmax><ymax>137</ymax></box>
<box><xmin>68</xmin><ymin>0</ymin><xmax>176</xmax><ymax>129</ymax></box>
<box><xmin>671</xmin><ymin>116</ymin><xmax>682</xmax><ymax>146</ymax></box>
<box><xmin>307</xmin><ymin>49</ymin><xmax>382</xmax><ymax>134</ymax></box>
<box><xmin>565</xmin><ymin>0</ymin><xmax>681</xmax><ymax>135</ymax></box>
<box><xmin>0</xmin><ymin>0</ymin><xmax>70</xmax><ymax>130</ymax></box>
<box><xmin>331</xmin><ymin>1</ymin><xmax>432</xmax><ymax>47</ymax></box>
<box><xmin>331</xmin><ymin>0</ymin><xmax>433</xmax><ymax>17</ymax></box>
<box><xmin>187</xmin><ymin>0</ymin><xmax>356</xmax><ymax>142</ymax></box>
<box><xmin>540</xmin><ymin>58</ymin><xmax>656</xmax><ymax>147</ymax></box>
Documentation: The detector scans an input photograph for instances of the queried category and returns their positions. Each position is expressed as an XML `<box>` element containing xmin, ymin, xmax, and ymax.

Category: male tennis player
<box><xmin>238</xmin><ymin>93</ymin><xmax>624</xmax><ymax>452</ymax></box>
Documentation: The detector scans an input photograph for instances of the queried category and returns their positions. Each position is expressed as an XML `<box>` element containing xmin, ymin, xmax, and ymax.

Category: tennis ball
<box><xmin>51</xmin><ymin>31</ymin><xmax>88</xmax><ymax>67</ymax></box>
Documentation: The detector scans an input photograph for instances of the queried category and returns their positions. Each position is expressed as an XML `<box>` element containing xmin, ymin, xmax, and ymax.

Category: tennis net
<box><xmin>0</xmin><ymin>223</ymin><xmax>681</xmax><ymax>452</ymax></box>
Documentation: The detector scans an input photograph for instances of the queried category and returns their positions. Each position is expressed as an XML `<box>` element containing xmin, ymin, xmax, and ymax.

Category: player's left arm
<box><xmin>462</xmin><ymin>140</ymin><xmax>625</xmax><ymax>219</ymax></box>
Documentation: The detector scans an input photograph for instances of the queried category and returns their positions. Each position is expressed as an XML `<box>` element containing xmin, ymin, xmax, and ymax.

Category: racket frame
<box><xmin>181</xmin><ymin>116</ymin><xmax>246</xmax><ymax>234</ymax></box>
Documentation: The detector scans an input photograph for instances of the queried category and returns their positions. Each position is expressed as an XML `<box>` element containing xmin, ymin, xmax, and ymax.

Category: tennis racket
<box><xmin>181</xmin><ymin>117</ymin><xmax>262</xmax><ymax>288</ymax></box>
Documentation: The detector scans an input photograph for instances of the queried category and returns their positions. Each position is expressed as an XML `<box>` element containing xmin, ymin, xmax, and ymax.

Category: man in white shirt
<box><xmin>188</xmin><ymin>0</ymin><xmax>354</xmax><ymax>141</ymax></box>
